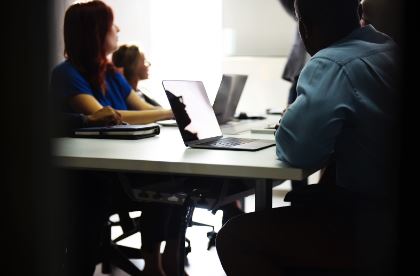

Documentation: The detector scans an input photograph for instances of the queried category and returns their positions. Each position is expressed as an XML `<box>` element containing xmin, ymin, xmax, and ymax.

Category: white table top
<box><xmin>53</xmin><ymin>125</ymin><xmax>311</xmax><ymax>181</ymax></box>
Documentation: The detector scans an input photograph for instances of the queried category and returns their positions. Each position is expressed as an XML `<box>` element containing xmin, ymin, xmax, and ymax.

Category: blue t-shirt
<box><xmin>51</xmin><ymin>60</ymin><xmax>132</xmax><ymax>112</ymax></box>
<box><xmin>275</xmin><ymin>26</ymin><xmax>399</xmax><ymax>196</ymax></box>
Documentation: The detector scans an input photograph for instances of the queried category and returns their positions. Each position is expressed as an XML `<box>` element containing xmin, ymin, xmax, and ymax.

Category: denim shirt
<box><xmin>275</xmin><ymin>25</ymin><xmax>400</xmax><ymax>196</ymax></box>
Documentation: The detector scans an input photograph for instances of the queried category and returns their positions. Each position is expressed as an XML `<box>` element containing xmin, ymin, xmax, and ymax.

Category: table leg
<box><xmin>255</xmin><ymin>179</ymin><xmax>273</xmax><ymax>211</ymax></box>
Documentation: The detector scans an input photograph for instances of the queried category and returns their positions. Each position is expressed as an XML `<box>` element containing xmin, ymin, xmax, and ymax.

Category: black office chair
<box><xmin>98</xmin><ymin>173</ymin><xmax>197</xmax><ymax>275</ymax></box>
<box><xmin>102</xmin><ymin>209</ymin><xmax>201</xmax><ymax>272</ymax></box>
<box><xmin>102</xmin><ymin>210</ymin><xmax>206</xmax><ymax>272</ymax></box>
<box><xmin>100</xmin><ymin>211</ymin><xmax>144</xmax><ymax>275</ymax></box>
<box><xmin>98</xmin><ymin>174</ymin><xmax>263</xmax><ymax>275</ymax></box>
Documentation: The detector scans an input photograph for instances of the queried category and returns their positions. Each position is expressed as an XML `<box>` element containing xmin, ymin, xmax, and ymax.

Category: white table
<box><xmin>53</xmin><ymin>126</ymin><xmax>312</xmax><ymax>211</ymax></box>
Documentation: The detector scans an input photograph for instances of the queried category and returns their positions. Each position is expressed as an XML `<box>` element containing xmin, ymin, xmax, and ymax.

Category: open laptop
<box><xmin>162</xmin><ymin>80</ymin><xmax>275</xmax><ymax>151</ymax></box>
<box><xmin>213</xmin><ymin>74</ymin><xmax>248</xmax><ymax>124</ymax></box>
<box><xmin>214</xmin><ymin>74</ymin><xmax>272</xmax><ymax>134</ymax></box>
<box><xmin>158</xmin><ymin>74</ymin><xmax>247</xmax><ymax>127</ymax></box>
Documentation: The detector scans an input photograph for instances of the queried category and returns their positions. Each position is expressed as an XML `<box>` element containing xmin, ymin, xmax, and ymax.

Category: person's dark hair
<box><xmin>64</xmin><ymin>0</ymin><xmax>115</xmax><ymax>93</ymax></box>
<box><xmin>296</xmin><ymin>0</ymin><xmax>360</xmax><ymax>35</ymax></box>
<box><xmin>112</xmin><ymin>45</ymin><xmax>141</xmax><ymax>83</ymax></box>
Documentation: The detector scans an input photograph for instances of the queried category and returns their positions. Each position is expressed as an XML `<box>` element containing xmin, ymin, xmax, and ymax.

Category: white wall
<box><xmin>51</xmin><ymin>0</ymin><xmax>73</xmax><ymax>68</ymax></box>
<box><xmin>53</xmin><ymin>0</ymin><xmax>297</xmax><ymax>65</ymax></box>
<box><xmin>148</xmin><ymin>0</ymin><xmax>222</xmax><ymax>86</ymax></box>
<box><xmin>223</xmin><ymin>0</ymin><xmax>296</xmax><ymax>57</ymax></box>
<box><xmin>223</xmin><ymin>57</ymin><xmax>291</xmax><ymax>114</ymax></box>
<box><xmin>108</xmin><ymin>0</ymin><xmax>297</xmax><ymax>58</ymax></box>
<box><xmin>51</xmin><ymin>0</ymin><xmax>294</xmax><ymax>110</ymax></box>
<box><xmin>51</xmin><ymin>0</ymin><xmax>152</xmax><ymax>66</ymax></box>
<box><xmin>103</xmin><ymin>0</ymin><xmax>152</xmax><ymax>56</ymax></box>
<box><xmin>103</xmin><ymin>0</ymin><xmax>223</xmax><ymax>106</ymax></box>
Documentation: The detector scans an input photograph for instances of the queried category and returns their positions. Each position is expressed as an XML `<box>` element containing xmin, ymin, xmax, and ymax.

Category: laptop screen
<box><xmin>213</xmin><ymin>74</ymin><xmax>248</xmax><ymax>124</ymax></box>
<box><xmin>162</xmin><ymin>80</ymin><xmax>222</xmax><ymax>143</ymax></box>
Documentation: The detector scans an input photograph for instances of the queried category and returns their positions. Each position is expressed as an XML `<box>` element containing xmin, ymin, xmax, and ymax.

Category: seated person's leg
<box><xmin>120</xmin><ymin>173</ymin><xmax>193</xmax><ymax>276</ymax></box>
<box><xmin>162</xmin><ymin>205</ymin><xmax>189</xmax><ymax>276</ymax></box>
<box><xmin>140</xmin><ymin>203</ymin><xmax>190</xmax><ymax>276</ymax></box>
<box><xmin>216</xmin><ymin>206</ymin><xmax>357</xmax><ymax>276</ymax></box>
<box><xmin>138</xmin><ymin>203</ymin><xmax>172</xmax><ymax>276</ymax></box>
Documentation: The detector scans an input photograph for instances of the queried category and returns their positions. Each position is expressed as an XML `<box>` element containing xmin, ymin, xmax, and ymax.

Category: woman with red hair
<box><xmin>52</xmin><ymin>0</ymin><xmax>172</xmax><ymax>124</ymax></box>
<box><xmin>51</xmin><ymin>2</ymin><xmax>188</xmax><ymax>276</ymax></box>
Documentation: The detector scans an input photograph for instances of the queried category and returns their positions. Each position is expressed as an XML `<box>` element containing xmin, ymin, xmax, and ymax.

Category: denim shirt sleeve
<box><xmin>275</xmin><ymin>57</ymin><xmax>355</xmax><ymax>169</ymax></box>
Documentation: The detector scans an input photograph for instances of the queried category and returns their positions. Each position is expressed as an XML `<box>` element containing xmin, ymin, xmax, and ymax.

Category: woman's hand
<box><xmin>163</xmin><ymin>109</ymin><xmax>174</xmax><ymax>120</ymax></box>
<box><xmin>85</xmin><ymin>106</ymin><xmax>123</xmax><ymax>126</ymax></box>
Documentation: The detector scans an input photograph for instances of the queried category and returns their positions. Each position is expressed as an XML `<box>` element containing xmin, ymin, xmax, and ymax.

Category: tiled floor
<box><xmin>92</xmin><ymin>179</ymin><xmax>312</xmax><ymax>276</ymax></box>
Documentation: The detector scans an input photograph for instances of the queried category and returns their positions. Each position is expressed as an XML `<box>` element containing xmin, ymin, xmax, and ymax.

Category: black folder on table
<box><xmin>73</xmin><ymin>123</ymin><xmax>160</xmax><ymax>139</ymax></box>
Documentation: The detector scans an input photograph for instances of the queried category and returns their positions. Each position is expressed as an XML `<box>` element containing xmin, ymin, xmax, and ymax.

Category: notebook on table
<box><xmin>162</xmin><ymin>80</ymin><xmax>275</xmax><ymax>151</ymax></box>
<box><xmin>157</xmin><ymin>119</ymin><xmax>178</xmax><ymax>126</ymax></box>
<box><xmin>73</xmin><ymin>123</ymin><xmax>160</xmax><ymax>139</ymax></box>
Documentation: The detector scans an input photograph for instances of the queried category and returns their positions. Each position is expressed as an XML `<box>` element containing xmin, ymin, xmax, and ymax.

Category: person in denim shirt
<box><xmin>217</xmin><ymin>0</ymin><xmax>400</xmax><ymax>275</ymax></box>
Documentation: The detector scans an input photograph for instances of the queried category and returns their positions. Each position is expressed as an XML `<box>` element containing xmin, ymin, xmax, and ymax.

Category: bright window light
<box><xmin>103</xmin><ymin>0</ymin><xmax>223</xmax><ymax>107</ymax></box>
<box><xmin>150</xmin><ymin>0</ymin><xmax>223</xmax><ymax>102</ymax></box>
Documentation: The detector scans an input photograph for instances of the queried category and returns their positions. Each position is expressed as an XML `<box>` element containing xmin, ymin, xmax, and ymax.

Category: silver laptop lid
<box><xmin>213</xmin><ymin>74</ymin><xmax>248</xmax><ymax>124</ymax></box>
<box><xmin>162</xmin><ymin>80</ymin><xmax>223</xmax><ymax>145</ymax></box>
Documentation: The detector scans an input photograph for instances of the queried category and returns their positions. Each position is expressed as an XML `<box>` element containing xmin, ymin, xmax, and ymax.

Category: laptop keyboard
<box><xmin>201</xmin><ymin>137</ymin><xmax>255</xmax><ymax>147</ymax></box>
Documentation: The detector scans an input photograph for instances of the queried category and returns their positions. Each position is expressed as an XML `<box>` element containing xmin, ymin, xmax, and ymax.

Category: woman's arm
<box><xmin>118</xmin><ymin>109</ymin><xmax>173</xmax><ymax>124</ymax></box>
<box><xmin>69</xmin><ymin>93</ymin><xmax>173</xmax><ymax>124</ymax></box>
<box><xmin>69</xmin><ymin>94</ymin><xmax>104</xmax><ymax>114</ymax></box>
<box><xmin>126</xmin><ymin>90</ymin><xmax>160</xmax><ymax>110</ymax></box>
<box><xmin>121</xmin><ymin>90</ymin><xmax>173</xmax><ymax>124</ymax></box>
